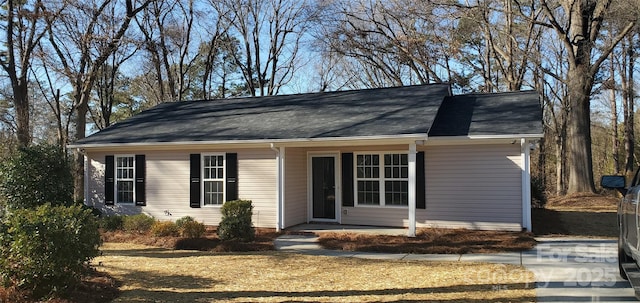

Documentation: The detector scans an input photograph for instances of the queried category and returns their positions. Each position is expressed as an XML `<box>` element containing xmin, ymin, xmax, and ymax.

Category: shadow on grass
<box><xmin>117</xmin><ymin>283</ymin><xmax>534</xmax><ymax>303</ymax></box>
<box><xmin>100</xmin><ymin>265</ymin><xmax>219</xmax><ymax>290</ymax></box>
<box><xmin>532</xmin><ymin>208</ymin><xmax>617</xmax><ymax>238</ymax></box>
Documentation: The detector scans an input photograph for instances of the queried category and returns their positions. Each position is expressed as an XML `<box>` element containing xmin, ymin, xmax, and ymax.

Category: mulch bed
<box><xmin>100</xmin><ymin>227</ymin><xmax>280</xmax><ymax>252</ymax></box>
<box><xmin>317</xmin><ymin>228</ymin><xmax>537</xmax><ymax>254</ymax></box>
<box><xmin>0</xmin><ymin>271</ymin><xmax>119</xmax><ymax>303</ymax></box>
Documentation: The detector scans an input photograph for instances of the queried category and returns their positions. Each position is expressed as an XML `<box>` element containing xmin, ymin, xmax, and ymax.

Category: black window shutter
<box><xmin>226</xmin><ymin>153</ymin><xmax>238</xmax><ymax>201</ymax></box>
<box><xmin>341</xmin><ymin>153</ymin><xmax>354</xmax><ymax>207</ymax></box>
<box><xmin>135</xmin><ymin>155</ymin><xmax>146</xmax><ymax>206</ymax></box>
<box><xmin>105</xmin><ymin>155</ymin><xmax>115</xmax><ymax>206</ymax></box>
<box><xmin>416</xmin><ymin>151</ymin><xmax>426</xmax><ymax>209</ymax></box>
<box><xmin>190</xmin><ymin>154</ymin><xmax>201</xmax><ymax>208</ymax></box>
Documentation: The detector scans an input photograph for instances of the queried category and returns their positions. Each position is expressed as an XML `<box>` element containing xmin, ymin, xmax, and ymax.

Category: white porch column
<box><xmin>408</xmin><ymin>143</ymin><xmax>417</xmax><ymax>237</ymax></box>
<box><xmin>279</xmin><ymin>147</ymin><xmax>286</xmax><ymax>230</ymax></box>
<box><xmin>521</xmin><ymin>138</ymin><xmax>532</xmax><ymax>231</ymax></box>
<box><xmin>271</xmin><ymin>144</ymin><xmax>285</xmax><ymax>231</ymax></box>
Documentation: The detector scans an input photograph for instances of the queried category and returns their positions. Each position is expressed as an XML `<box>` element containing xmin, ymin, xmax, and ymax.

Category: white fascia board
<box><xmin>425</xmin><ymin>134</ymin><xmax>543</xmax><ymax>146</ymax></box>
<box><xmin>68</xmin><ymin>134</ymin><xmax>429</xmax><ymax>150</ymax></box>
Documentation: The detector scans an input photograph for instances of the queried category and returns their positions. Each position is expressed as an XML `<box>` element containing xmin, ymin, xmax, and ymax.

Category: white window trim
<box><xmin>201</xmin><ymin>153</ymin><xmax>226</xmax><ymax>207</ymax></box>
<box><xmin>354</xmin><ymin>151</ymin><xmax>409</xmax><ymax>208</ymax></box>
<box><xmin>115</xmin><ymin>154</ymin><xmax>135</xmax><ymax>205</ymax></box>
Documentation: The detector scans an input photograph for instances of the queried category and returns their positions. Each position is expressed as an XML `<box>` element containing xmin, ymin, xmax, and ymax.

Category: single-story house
<box><xmin>70</xmin><ymin>84</ymin><xmax>543</xmax><ymax>236</ymax></box>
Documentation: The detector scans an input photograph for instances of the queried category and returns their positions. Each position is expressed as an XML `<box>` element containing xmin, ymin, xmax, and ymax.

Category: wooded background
<box><xmin>0</xmin><ymin>0</ymin><xmax>638</xmax><ymax>201</ymax></box>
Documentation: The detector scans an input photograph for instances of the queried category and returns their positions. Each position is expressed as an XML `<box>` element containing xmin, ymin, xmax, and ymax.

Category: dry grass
<box><xmin>97</xmin><ymin>242</ymin><xmax>535</xmax><ymax>303</ymax></box>
<box><xmin>317</xmin><ymin>229</ymin><xmax>537</xmax><ymax>254</ymax></box>
<box><xmin>545</xmin><ymin>192</ymin><xmax>618</xmax><ymax>212</ymax></box>
<box><xmin>532</xmin><ymin>193</ymin><xmax>619</xmax><ymax>238</ymax></box>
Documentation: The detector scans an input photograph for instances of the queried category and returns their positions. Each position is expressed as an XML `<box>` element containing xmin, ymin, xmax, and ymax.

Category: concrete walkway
<box><xmin>274</xmin><ymin>234</ymin><xmax>638</xmax><ymax>302</ymax></box>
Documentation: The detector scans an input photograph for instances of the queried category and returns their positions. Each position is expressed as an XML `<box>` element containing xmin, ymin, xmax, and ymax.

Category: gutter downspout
<box><xmin>82</xmin><ymin>149</ymin><xmax>89</xmax><ymax>206</ymax></box>
<box><xmin>270</xmin><ymin>143</ymin><xmax>284</xmax><ymax>231</ymax></box>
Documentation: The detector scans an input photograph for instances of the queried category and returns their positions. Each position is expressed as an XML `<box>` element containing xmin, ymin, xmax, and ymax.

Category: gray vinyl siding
<box><xmin>418</xmin><ymin>144</ymin><xmax>523</xmax><ymax>231</ymax></box>
<box><xmin>86</xmin><ymin>149</ymin><xmax>277</xmax><ymax>228</ymax></box>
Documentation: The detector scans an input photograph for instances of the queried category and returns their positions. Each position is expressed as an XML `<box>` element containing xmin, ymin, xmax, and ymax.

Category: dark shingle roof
<box><xmin>427</xmin><ymin>91</ymin><xmax>542</xmax><ymax>137</ymax></box>
<box><xmin>75</xmin><ymin>84</ymin><xmax>451</xmax><ymax>145</ymax></box>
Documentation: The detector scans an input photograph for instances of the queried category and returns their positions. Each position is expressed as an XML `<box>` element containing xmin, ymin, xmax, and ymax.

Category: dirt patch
<box><xmin>317</xmin><ymin>228</ymin><xmax>537</xmax><ymax>254</ymax></box>
<box><xmin>533</xmin><ymin>193</ymin><xmax>619</xmax><ymax>238</ymax></box>
<box><xmin>97</xmin><ymin>242</ymin><xmax>535</xmax><ymax>303</ymax></box>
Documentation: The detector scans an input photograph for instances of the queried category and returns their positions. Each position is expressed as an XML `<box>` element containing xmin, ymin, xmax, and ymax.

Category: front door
<box><xmin>312</xmin><ymin>156</ymin><xmax>336</xmax><ymax>220</ymax></box>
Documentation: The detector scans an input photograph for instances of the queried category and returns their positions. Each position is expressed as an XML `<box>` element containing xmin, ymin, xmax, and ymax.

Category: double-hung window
<box><xmin>356</xmin><ymin>153</ymin><xmax>408</xmax><ymax>206</ymax></box>
<box><xmin>202</xmin><ymin>154</ymin><xmax>225</xmax><ymax>205</ymax></box>
<box><xmin>116</xmin><ymin>156</ymin><xmax>135</xmax><ymax>204</ymax></box>
<box><xmin>189</xmin><ymin>153</ymin><xmax>236</xmax><ymax>208</ymax></box>
<box><xmin>105</xmin><ymin>154</ymin><xmax>145</xmax><ymax>206</ymax></box>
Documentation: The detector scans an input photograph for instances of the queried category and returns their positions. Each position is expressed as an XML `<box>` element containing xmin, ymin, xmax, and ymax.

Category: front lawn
<box><xmin>97</xmin><ymin>242</ymin><xmax>535</xmax><ymax>303</ymax></box>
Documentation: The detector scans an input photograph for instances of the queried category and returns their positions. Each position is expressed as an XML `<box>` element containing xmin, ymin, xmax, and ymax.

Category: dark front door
<box><xmin>312</xmin><ymin>156</ymin><xmax>336</xmax><ymax>220</ymax></box>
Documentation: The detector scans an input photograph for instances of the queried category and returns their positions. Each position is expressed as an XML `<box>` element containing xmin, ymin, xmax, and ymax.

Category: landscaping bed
<box><xmin>316</xmin><ymin>228</ymin><xmax>537</xmax><ymax>254</ymax></box>
<box><xmin>101</xmin><ymin>227</ymin><xmax>280</xmax><ymax>252</ymax></box>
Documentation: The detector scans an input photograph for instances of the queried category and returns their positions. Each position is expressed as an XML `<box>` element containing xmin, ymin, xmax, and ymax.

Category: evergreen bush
<box><xmin>217</xmin><ymin>200</ymin><xmax>254</xmax><ymax>242</ymax></box>
<box><xmin>0</xmin><ymin>204</ymin><xmax>101</xmax><ymax>299</ymax></box>
<box><xmin>122</xmin><ymin>214</ymin><xmax>155</xmax><ymax>233</ymax></box>
<box><xmin>175</xmin><ymin>216</ymin><xmax>195</xmax><ymax>229</ymax></box>
<box><xmin>100</xmin><ymin>215</ymin><xmax>124</xmax><ymax>231</ymax></box>
<box><xmin>181</xmin><ymin>220</ymin><xmax>206</xmax><ymax>238</ymax></box>
<box><xmin>0</xmin><ymin>144</ymin><xmax>73</xmax><ymax>210</ymax></box>
<box><xmin>151</xmin><ymin>221</ymin><xmax>180</xmax><ymax>237</ymax></box>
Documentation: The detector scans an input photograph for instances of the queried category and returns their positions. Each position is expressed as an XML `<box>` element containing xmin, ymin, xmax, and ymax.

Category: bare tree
<box><xmin>0</xmin><ymin>0</ymin><xmax>63</xmax><ymax>147</ymax></box>
<box><xmin>539</xmin><ymin>0</ymin><xmax>637</xmax><ymax>193</ymax></box>
<box><xmin>318</xmin><ymin>0</ymin><xmax>450</xmax><ymax>88</ymax></box>
<box><xmin>135</xmin><ymin>0</ymin><xmax>203</xmax><ymax>103</ymax></box>
<box><xmin>455</xmin><ymin>0</ymin><xmax>543</xmax><ymax>91</ymax></box>
<box><xmin>32</xmin><ymin>47</ymin><xmax>74</xmax><ymax>152</ymax></box>
<box><xmin>44</xmin><ymin>0</ymin><xmax>151</xmax><ymax>201</ymax></box>
<box><xmin>213</xmin><ymin>0</ymin><xmax>315</xmax><ymax>96</ymax></box>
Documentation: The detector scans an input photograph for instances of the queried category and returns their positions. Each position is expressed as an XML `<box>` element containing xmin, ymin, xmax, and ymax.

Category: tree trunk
<box><xmin>565</xmin><ymin>62</ymin><xmax>596</xmax><ymax>193</ymax></box>
<box><xmin>555</xmin><ymin>134</ymin><xmax>565</xmax><ymax>195</ymax></box>
<box><xmin>610</xmin><ymin>57</ymin><xmax>619</xmax><ymax>174</ymax></box>
<box><xmin>623</xmin><ymin>34</ymin><xmax>636</xmax><ymax>177</ymax></box>
<box><xmin>13</xmin><ymin>80</ymin><xmax>31</xmax><ymax>147</ymax></box>
<box><xmin>73</xmin><ymin>100</ymin><xmax>89</xmax><ymax>202</ymax></box>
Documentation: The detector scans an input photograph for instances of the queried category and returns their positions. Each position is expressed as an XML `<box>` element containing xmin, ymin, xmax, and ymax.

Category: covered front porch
<box><xmin>272</xmin><ymin>139</ymin><xmax>425</xmax><ymax>237</ymax></box>
<box><xmin>272</xmin><ymin>137</ymin><xmax>535</xmax><ymax>236</ymax></box>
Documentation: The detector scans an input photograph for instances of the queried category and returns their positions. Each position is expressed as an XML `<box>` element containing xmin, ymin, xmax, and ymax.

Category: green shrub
<box><xmin>151</xmin><ymin>221</ymin><xmax>180</xmax><ymax>237</ymax></box>
<box><xmin>122</xmin><ymin>214</ymin><xmax>155</xmax><ymax>233</ymax></box>
<box><xmin>0</xmin><ymin>144</ymin><xmax>73</xmax><ymax>210</ymax></box>
<box><xmin>217</xmin><ymin>200</ymin><xmax>254</xmax><ymax>242</ymax></box>
<box><xmin>175</xmin><ymin>216</ymin><xmax>195</xmax><ymax>229</ymax></box>
<box><xmin>0</xmin><ymin>204</ymin><xmax>101</xmax><ymax>299</ymax></box>
<box><xmin>81</xmin><ymin>204</ymin><xmax>103</xmax><ymax>217</ymax></box>
<box><xmin>181</xmin><ymin>220</ymin><xmax>206</xmax><ymax>238</ymax></box>
<box><xmin>100</xmin><ymin>215</ymin><xmax>124</xmax><ymax>231</ymax></box>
